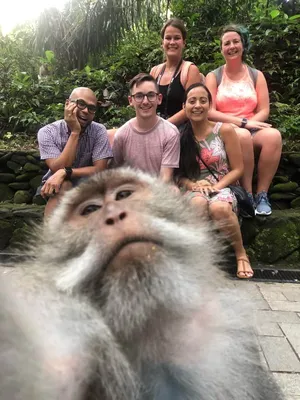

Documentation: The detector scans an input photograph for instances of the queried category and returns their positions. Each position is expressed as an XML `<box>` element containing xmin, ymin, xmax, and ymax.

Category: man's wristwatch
<box><xmin>240</xmin><ymin>118</ymin><xmax>248</xmax><ymax>129</ymax></box>
<box><xmin>64</xmin><ymin>167</ymin><xmax>73</xmax><ymax>180</ymax></box>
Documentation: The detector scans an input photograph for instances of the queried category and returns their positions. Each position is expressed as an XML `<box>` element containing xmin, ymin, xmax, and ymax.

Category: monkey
<box><xmin>0</xmin><ymin>268</ymin><xmax>138</xmax><ymax>400</ymax></box>
<box><xmin>38</xmin><ymin>64</ymin><xmax>51</xmax><ymax>82</ymax></box>
<box><xmin>0</xmin><ymin>167</ymin><xmax>284</xmax><ymax>400</ymax></box>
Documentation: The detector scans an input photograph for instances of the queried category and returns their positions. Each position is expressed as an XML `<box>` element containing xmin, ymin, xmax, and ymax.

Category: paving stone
<box><xmin>256</xmin><ymin>282</ymin><xmax>300</xmax><ymax>290</ymax></box>
<box><xmin>230</xmin><ymin>281</ymin><xmax>263</xmax><ymax>296</ymax></box>
<box><xmin>251</xmin><ymin>298</ymin><xmax>270</xmax><ymax>310</ymax></box>
<box><xmin>260</xmin><ymin>289</ymin><xmax>287</xmax><ymax>302</ymax></box>
<box><xmin>283</xmin><ymin>290</ymin><xmax>300</xmax><ymax>302</ymax></box>
<box><xmin>258</xmin><ymin>350</ymin><xmax>268</xmax><ymax>369</ymax></box>
<box><xmin>269</xmin><ymin>301</ymin><xmax>300</xmax><ymax>312</ymax></box>
<box><xmin>273</xmin><ymin>373</ymin><xmax>300</xmax><ymax>396</ymax></box>
<box><xmin>280</xmin><ymin>323</ymin><xmax>300</xmax><ymax>357</ymax></box>
<box><xmin>255</xmin><ymin>310</ymin><xmax>300</xmax><ymax>324</ymax></box>
<box><xmin>255</xmin><ymin>322</ymin><xmax>284</xmax><ymax>337</ymax></box>
<box><xmin>258</xmin><ymin>336</ymin><xmax>300</xmax><ymax>372</ymax></box>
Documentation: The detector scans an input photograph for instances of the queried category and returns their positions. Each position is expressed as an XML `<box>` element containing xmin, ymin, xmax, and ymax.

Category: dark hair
<box><xmin>183</xmin><ymin>82</ymin><xmax>212</xmax><ymax>106</ymax></box>
<box><xmin>176</xmin><ymin>83</ymin><xmax>212</xmax><ymax>181</ymax></box>
<box><xmin>160</xmin><ymin>18</ymin><xmax>187</xmax><ymax>40</ymax></box>
<box><xmin>220</xmin><ymin>24</ymin><xmax>251</xmax><ymax>62</ymax></box>
<box><xmin>129</xmin><ymin>73</ymin><xmax>159</xmax><ymax>93</ymax></box>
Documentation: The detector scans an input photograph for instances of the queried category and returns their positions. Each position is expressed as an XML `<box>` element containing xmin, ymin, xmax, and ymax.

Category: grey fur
<box><xmin>0</xmin><ymin>168</ymin><xmax>284</xmax><ymax>399</ymax></box>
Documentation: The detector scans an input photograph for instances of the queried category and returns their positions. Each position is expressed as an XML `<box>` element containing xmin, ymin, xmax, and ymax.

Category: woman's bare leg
<box><xmin>209</xmin><ymin>201</ymin><xmax>253</xmax><ymax>278</ymax></box>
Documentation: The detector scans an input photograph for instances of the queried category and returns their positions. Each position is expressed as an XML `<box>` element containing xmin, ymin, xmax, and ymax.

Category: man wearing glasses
<box><xmin>112</xmin><ymin>73</ymin><xmax>180</xmax><ymax>184</ymax></box>
<box><xmin>37</xmin><ymin>87</ymin><xmax>112</xmax><ymax>216</ymax></box>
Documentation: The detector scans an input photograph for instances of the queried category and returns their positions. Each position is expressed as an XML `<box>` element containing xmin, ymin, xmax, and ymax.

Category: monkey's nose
<box><xmin>105</xmin><ymin>211</ymin><xmax>127</xmax><ymax>225</ymax></box>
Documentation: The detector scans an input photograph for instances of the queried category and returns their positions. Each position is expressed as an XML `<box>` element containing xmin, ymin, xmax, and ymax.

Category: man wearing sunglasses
<box><xmin>112</xmin><ymin>73</ymin><xmax>180</xmax><ymax>184</ymax></box>
<box><xmin>37</xmin><ymin>87</ymin><xmax>112</xmax><ymax>216</ymax></box>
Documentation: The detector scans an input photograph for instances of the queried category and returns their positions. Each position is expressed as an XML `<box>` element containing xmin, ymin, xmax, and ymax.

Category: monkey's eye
<box><xmin>116</xmin><ymin>190</ymin><xmax>133</xmax><ymax>201</ymax></box>
<box><xmin>80</xmin><ymin>204</ymin><xmax>102</xmax><ymax>216</ymax></box>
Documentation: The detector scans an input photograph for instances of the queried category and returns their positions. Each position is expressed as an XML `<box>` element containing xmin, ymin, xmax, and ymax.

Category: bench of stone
<box><xmin>0</xmin><ymin>203</ymin><xmax>299</xmax><ymax>268</ymax></box>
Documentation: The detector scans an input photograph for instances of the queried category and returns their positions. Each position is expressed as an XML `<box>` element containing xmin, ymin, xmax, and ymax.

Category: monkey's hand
<box><xmin>64</xmin><ymin>102</ymin><xmax>81</xmax><ymax>134</ymax></box>
<box><xmin>41</xmin><ymin>169</ymin><xmax>67</xmax><ymax>198</ymax></box>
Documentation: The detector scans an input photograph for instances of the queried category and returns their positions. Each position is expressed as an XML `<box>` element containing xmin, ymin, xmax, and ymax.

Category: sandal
<box><xmin>236</xmin><ymin>257</ymin><xmax>254</xmax><ymax>279</ymax></box>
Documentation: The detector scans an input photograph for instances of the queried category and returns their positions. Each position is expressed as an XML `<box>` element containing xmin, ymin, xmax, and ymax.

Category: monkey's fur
<box><xmin>0</xmin><ymin>168</ymin><xmax>284</xmax><ymax>400</ymax></box>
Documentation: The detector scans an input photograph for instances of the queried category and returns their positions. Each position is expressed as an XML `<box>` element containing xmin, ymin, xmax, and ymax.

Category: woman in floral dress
<box><xmin>177</xmin><ymin>82</ymin><xmax>253</xmax><ymax>278</ymax></box>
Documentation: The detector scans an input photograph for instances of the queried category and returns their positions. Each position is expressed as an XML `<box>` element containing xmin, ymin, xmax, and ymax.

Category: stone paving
<box><xmin>231</xmin><ymin>279</ymin><xmax>300</xmax><ymax>399</ymax></box>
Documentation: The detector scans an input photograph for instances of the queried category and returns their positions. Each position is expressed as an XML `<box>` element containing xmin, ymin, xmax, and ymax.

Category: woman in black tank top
<box><xmin>150</xmin><ymin>18</ymin><xmax>204</xmax><ymax>128</ymax></box>
<box><xmin>157</xmin><ymin>73</ymin><xmax>185</xmax><ymax>119</ymax></box>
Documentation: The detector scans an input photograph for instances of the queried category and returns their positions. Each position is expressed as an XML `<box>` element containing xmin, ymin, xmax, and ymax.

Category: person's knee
<box><xmin>190</xmin><ymin>196</ymin><xmax>208</xmax><ymax>213</ymax></box>
<box><xmin>209</xmin><ymin>202</ymin><xmax>232</xmax><ymax>220</ymax></box>
<box><xmin>255</xmin><ymin>128</ymin><xmax>282</xmax><ymax>150</ymax></box>
<box><xmin>235</xmin><ymin>128</ymin><xmax>252</xmax><ymax>143</ymax></box>
<box><xmin>267</xmin><ymin>128</ymin><xmax>282</xmax><ymax>146</ymax></box>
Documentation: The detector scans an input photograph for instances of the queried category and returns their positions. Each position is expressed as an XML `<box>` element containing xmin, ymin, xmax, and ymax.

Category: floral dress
<box><xmin>185</xmin><ymin>122</ymin><xmax>238</xmax><ymax>214</ymax></box>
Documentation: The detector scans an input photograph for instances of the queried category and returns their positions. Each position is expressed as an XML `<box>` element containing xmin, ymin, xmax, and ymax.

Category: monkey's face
<box><xmin>40</xmin><ymin>168</ymin><xmax>218</xmax><ymax>336</ymax></box>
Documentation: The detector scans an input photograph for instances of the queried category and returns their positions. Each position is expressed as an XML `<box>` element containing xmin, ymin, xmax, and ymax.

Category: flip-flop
<box><xmin>236</xmin><ymin>257</ymin><xmax>254</xmax><ymax>279</ymax></box>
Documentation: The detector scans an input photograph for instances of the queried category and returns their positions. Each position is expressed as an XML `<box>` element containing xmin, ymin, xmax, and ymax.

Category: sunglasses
<box><xmin>70</xmin><ymin>99</ymin><xmax>97</xmax><ymax>114</ymax></box>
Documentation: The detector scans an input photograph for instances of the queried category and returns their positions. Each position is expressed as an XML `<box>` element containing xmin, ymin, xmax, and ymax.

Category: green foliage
<box><xmin>34</xmin><ymin>0</ymin><xmax>168</xmax><ymax>70</ymax></box>
<box><xmin>100</xmin><ymin>105</ymin><xmax>136</xmax><ymax>129</ymax></box>
<box><xmin>0</xmin><ymin>0</ymin><xmax>299</xmax><ymax>151</ymax></box>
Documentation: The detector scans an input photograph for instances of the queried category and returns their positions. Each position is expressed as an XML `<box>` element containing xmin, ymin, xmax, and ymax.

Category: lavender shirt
<box><xmin>38</xmin><ymin>120</ymin><xmax>112</xmax><ymax>183</ymax></box>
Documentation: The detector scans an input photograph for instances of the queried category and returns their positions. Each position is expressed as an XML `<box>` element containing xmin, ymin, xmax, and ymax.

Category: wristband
<box><xmin>64</xmin><ymin>167</ymin><xmax>73</xmax><ymax>180</ymax></box>
<box><xmin>240</xmin><ymin>118</ymin><xmax>248</xmax><ymax>129</ymax></box>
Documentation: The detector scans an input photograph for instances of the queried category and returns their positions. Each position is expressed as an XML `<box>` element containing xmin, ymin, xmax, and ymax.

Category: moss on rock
<box><xmin>23</xmin><ymin>162</ymin><xmax>40</xmax><ymax>172</ymax></box>
<box><xmin>8</xmin><ymin>224</ymin><xmax>32</xmax><ymax>250</ymax></box>
<box><xmin>291</xmin><ymin>197</ymin><xmax>300</xmax><ymax>209</ymax></box>
<box><xmin>270</xmin><ymin>192</ymin><xmax>297</xmax><ymax>200</ymax></box>
<box><xmin>273</xmin><ymin>175</ymin><xmax>289</xmax><ymax>184</ymax></box>
<box><xmin>0</xmin><ymin>220</ymin><xmax>13</xmax><ymax>250</ymax></box>
<box><xmin>288</xmin><ymin>153</ymin><xmax>300</xmax><ymax>167</ymax></box>
<box><xmin>271</xmin><ymin>182</ymin><xmax>298</xmax><ymax>193</ymax></box>
<box><xmin>29</xmin><ymin>175</ymin><xmax>43</xmax><ymax>190</ymax></box>
<box><xmin>0</xmin><ymin>183</ymin><xmax>14</xmax><ymax>201</ymax></box>
<box><xmin>0</xmin><ymin>173</ymin><xmax>15</xmax><ymax>183</ymax></box>
<box><xmin>250</xmin><ymin>221</ymin><xmax>299</xmax><ymax>264</ymax></box>
<box><xmin>14</xmin><ymin>190</ymin><xmax>33</xmax><ymax>204</ymax></box>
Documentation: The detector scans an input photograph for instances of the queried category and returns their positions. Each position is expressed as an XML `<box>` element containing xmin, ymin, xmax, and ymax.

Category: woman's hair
<box><xmin>160</xmin><ymin>18</ymin><xmax>187</xmax><ymax>40</ymax></box>
<box><xmin>176</xmin><ymin>83</ymin><xmax>212</xmax><ymax>181</ymax></box>
<box><xmin>220</xmin><ymin>24</ymin><xmax>251</xmax><ymax>61</ymax></box>
<box><xmin>183</xmin><ymin>82</ymin><xmax>212</xmax><ymax>105</ymax></box>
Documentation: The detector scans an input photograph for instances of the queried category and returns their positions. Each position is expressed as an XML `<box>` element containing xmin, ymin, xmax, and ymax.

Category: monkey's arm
<box><xmin>147</xmin><ymin>302</ymin><xmax>285</xmax><ymax>400</ymax></box>
<box><xmin>0</xmin><ymin>270</ymin><xmax>138</xmax><ymax>400</ymax></box>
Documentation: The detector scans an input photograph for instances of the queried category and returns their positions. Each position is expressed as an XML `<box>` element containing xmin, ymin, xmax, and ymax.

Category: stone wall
<box><xmin>1</xmin><ymin>150</ymin><xmax>300</xmax><ymax>265</ymax></box>
<box><xmin>0</xmin><ymin>150</ymin><xmax>47</xmax><ymax>206</ymax></box>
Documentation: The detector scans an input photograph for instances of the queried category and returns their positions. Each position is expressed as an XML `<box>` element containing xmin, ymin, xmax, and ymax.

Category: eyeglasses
<box><xmin>70</xmin><ymin>99</ymin><xmax>97</xmax><ymax>114</ymax></box>
<box><xmin>131</xmin><ymin>92</ymin><xmax>159</xmax><ymax>103</ymax></box>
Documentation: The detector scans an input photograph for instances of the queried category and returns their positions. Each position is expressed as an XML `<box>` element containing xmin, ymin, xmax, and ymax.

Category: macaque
<box><xmin>0</xmin><ymin>168</ymin><xmax>284</xmax><ymax>400</ymax></box>
<box><xmin>38</xmin><ymin>64</ymin><xmax>51</xmax><ymax>82</ymax></box>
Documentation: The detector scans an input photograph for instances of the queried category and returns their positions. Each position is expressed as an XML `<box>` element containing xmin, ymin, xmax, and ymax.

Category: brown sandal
<box><xmin>236</xmin><ymin>257</ymin><xmax>254</xmax><ymax>279</ymax></box>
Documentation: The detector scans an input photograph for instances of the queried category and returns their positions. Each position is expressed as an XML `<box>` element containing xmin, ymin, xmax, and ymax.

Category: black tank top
<box><xmin>157</xmin><ymin>73</ymin><xmax>185</xmax><ymax>119</ymax></box>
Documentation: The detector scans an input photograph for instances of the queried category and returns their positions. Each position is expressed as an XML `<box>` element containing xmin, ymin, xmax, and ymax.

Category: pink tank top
<box><xmin>216</xmin><ymin>66</ymin><xmax>257</xmax><ymax>119</ymax></box>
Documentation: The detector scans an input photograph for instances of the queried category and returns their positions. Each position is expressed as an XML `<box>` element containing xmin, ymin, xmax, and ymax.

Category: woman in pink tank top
<box><xmin>206</xmin><ymin>24</ymin><xmax>282</xmax><ymax>216</ymax></box>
